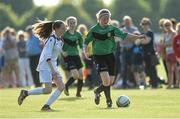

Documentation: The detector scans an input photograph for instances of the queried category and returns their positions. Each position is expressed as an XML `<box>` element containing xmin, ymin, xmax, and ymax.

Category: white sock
<box><xmin>28</xmin><ymin>87</ymin><xmax>44</xmax><ymax>95</ymax></box>
<box><xmin>46</xmin><ymin>89</ymin><xmax>61</xmax><ymax>106</ymax></box>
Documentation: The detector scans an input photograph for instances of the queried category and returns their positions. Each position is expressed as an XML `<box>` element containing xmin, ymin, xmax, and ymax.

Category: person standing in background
<box><xmin>17</xmin><ymin>30</ymin><xmax>33</xmax><ymax>87</ymax></box>
<box><xmin>2</xmin><ymin>27</ymin><xmax>19</xmax><ymax>88</ymax></box>
<box><xmin>173</xmin><ymin>23</ymin><xmax>180</xmax><ymax>88</ymax></box>
<box><xmin>26</xmin><ymin>25</ymin><xmax>42</xmax><ymax>87</ymax></box>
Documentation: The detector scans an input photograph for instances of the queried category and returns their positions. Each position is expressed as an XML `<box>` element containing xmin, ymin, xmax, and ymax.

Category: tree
<box><xmin>163</xmin><ymin>0</ymin><xmax>180</xmax><ymax>21</ymax></box>
<box><xmin>19</xmin><ymin>7</ymin><xmax>49</xmax><ymax>29</ymax></box>
<box><xmin>112</xmin><ymin>0</ymin><xmax>148</xmax><ymax>26</ymax></box>
<box><xmin>0</xmin><ymin>0</ymin><xmax>34</xmax><ymax>16</ymax></box>
<box><xmin>0</xmin><ymin>4</ymin><xmax>17</xmax><ymax>30</ymax></box>
<box><xmin>82</xmin><ymin>0</ymin><xmax>104</xmax><ymax>20</ymax></box>
<box><xmin>50</xmin><ymin>3</ymin><xmax>94</xmax><ymax>28</ymax></box>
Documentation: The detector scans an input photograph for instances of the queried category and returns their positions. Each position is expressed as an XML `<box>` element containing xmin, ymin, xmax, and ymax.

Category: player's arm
<box><xmin>83</xmin><ymin>30</ymin><xmax>93</xmax><ymax>60</ymax></box>
<box><xmin>114</xmin><ymin>27</ymin><xmax>145</xmax><ymax>43</ymax></box>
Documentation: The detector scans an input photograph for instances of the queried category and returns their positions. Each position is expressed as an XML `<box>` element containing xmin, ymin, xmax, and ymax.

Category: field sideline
<box><xmin>0</xmin><ymin>87</ymin><xmax>180</xmax><ymax>118</ymax></box>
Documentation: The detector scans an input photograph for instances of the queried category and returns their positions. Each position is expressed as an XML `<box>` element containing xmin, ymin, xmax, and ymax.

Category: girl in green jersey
<box><xmin>84</xmin><ymin>9</ymin><xmax>145</xmax><ymax>108</ymax></box>
<box><xmin>63</xmin><ymin>16</ymin><xmax>84</xmax><ymax>97</ymax></box>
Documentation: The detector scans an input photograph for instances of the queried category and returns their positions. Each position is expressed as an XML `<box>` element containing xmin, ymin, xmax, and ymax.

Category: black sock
<box><xmin>103</xmin><ymin>85</ymin><xmax>111</xmax><ymax>102</ymax></box>
<box><xmin>77</xmin><ymin>79</ymin><xmax>83</xmax><ymax>94</ymax></box>
<box><xmin>95</xmin><ymin>84</ymin><xmax>104</xmax><ymax>93</ymax></box>
<box><xmin>65</xmin><ymin>77</ymin><xmax>75</xmax><ymax>88</ymax></box>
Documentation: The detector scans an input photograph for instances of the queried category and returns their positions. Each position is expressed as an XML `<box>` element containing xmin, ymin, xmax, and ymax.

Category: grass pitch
<box><xmin>0</xmin><ymin>87</ymin><xmax>180</xmax><ymax>118</ymax></box>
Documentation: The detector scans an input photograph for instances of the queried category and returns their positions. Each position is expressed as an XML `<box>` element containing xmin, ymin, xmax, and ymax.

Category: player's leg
<box><xmin>64</xmin><ymin>57</ymin><xmax>77</xmax><ymax>96</ymax></box>
<box><xmin>18</xmin><ymin>70</ymin><xmax>52</xmax><ymax>105</ymax></box>
<box><xmin>76</xmin><ymin>68</ymin><xmax>83</xmax><ymax>97</ymax></box>
<box><xmin>100</xmin><ymin>71</ymin><xmax>112</xmax><ymax>108</ymax></box>
<box><xmin>64</xmin><ymin>69</ymin><xmax>78</xmax><ymax>96</ymax></box>
<box><xmin>41</xmin><ymin>73</ymin><xmax>64</xmax><ymax>111</ymax></box>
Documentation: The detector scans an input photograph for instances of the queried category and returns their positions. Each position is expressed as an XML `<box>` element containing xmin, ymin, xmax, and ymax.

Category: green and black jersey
<box><xmin>63</xmin><ymin>31</ymin><xmax>83</xmax><ymax>56</ymax></box>
<box><xmin>84</xmin><ymin>23</ymin><xmax>127</xmax><ymax>55</ymax></box>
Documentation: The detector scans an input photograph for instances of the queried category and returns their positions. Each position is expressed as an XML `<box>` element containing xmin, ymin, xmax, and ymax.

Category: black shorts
<box><xmin>93</xmin><ymin>53</ymin><xmax>115</xmax><ymax>76</ymax></box>
<box><xmin>64</xmin><ymin>55</ymin><xmax>83</xmax><ymax>70</ymax></box>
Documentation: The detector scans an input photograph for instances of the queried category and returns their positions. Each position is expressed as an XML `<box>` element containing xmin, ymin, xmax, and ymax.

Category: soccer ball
<box><xmin>116</xmin><ymin>95</ymin><xmax>130</xmax><ymax>107</ymax></box>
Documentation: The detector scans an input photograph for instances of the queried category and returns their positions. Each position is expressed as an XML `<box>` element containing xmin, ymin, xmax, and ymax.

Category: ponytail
<box><xmin>33</xmin><ymin>21</ymin><xmax>54</xmax><ymax>40</ymax></box>
<box><xmin>33</xmin><ymin>20</ymin><xmax>65</xmax><ymax>40</ymax></box>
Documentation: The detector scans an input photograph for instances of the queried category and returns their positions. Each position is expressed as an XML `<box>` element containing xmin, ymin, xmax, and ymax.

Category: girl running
<box><xmin>18</xmin><ymin>20</ymin><xmax>66</xmax><ymax>111</ymax></box>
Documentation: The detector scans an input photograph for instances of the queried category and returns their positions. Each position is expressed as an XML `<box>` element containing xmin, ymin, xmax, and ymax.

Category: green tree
<box><xmin>19</xmin><ymin>7</ymin><xmax>49</xmax><ymax>29</ymax></box>
<box><xmin>82</xmin><ymin>0</ymin><xmax>104</xmax><ymax>20</ymax></box>
<box><xmin>0</xmin><ymin>0</ymin><xmax>34</xmax><ymax>16</ymax></box>
<box><xmin>50</xmin><ymin>3</ymin><xmax>94</xmax><ymax>28</ymax></box>
<box><xmin>0</xmin><ymin>4</ymin><xmax>17</xmax><ymax>30</ymax></box>
<box><xmin>163</xmin><ymin>0</ymin><xmax>180</xmax><ymax>21</ymax></box>
<box><xmin>112</xmin><ymin>0</ymin><xmax>148</xmax><ymax>26</ymax></box>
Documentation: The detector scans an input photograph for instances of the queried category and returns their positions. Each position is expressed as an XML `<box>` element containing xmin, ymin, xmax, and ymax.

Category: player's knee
<box><xmin>43</xmin><ymin>87</ymin><xmax>52</xmax><ymax>94</ymax></box>
<box><xmin>102</xmin><ymin>81</ymin><xmax>110</xmax><ymax>86</ymax></box>
<box><xmin>73</xmin><ymin>73</ymin><xmax>79</xmax><ymax>79</ymax></box>
<box><xmin>58</xmin><ymin>84</ymin><xmax>65</xmax><ymax>91</ymax></box>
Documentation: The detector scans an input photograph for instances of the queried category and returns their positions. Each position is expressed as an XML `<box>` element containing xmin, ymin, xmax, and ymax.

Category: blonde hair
<box><xmin>176</xmin><ymin>22</ymin><xmax>180</xmax><ymax>34</ymax></box>
<box><xmin>163</xmin><ymin>19</ymin><xmax>173</xmax><ymax>27</ymax></box>
<box><xmin>96</xmin><ymin>9</ymin><xmax>111</xmax><ymax>20</ymax></box>
<box><xmin>123</xmin><ymin>15</ymin><xmax>132</xmax><ymax>21</ymax></box>
<box><xmin>17</xmin><ymin>30</ymin><xmax>25</xmax><ymax>40</ymax></box>
<box><xmin>77</xmin><ymin>24</ymin><xmax>87</xmax><ymax>32</ymax></box>
<box><xmin>66</xmin><ymin>16</ymin><xmax>77</xmax><ymax>26</ymax></box>
<box><xmin>140</xmin><ymin>17</ymin><xmax>152</xmax><ymax>26</ymax></box>
<box><xmin>159</xmin><ymin>18</ymin><xmax>166</xmax><ymax>26</ymax></box>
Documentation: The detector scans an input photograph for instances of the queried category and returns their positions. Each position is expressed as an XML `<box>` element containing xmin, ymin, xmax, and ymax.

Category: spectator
<box><xmin>121</xmin><ymin>15</ymin><xmax>140</xmax><ymax>88</ymax></box>
<box><xmin>26</xmin><ymin>25</ymin><xmax>42</xmax><ymax>87</ymax></box>
<box><xmin>2</xmin><ymin>27</ymin><xmax>19</xmax><ymax>88</ymax></box>
<box><xmin>140</xmin><ymin>17</ymin><xmax>159</xmax><ymax>88</ymax></box>
<box><xmin>162</xmin><ymin>19</ymin><xmax>177</xmax><ymax>88</ymax></box>
<box><xmin>17</xmin><ymin>30</ymin><xmax>33</xmax><ymax>87</ymax></box>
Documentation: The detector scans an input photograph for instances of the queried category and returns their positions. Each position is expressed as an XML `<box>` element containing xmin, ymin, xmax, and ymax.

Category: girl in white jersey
<box><xmin>18</xmin><ymin>20</ymin><xmax>66</xmax><ymax>111</ymax></box>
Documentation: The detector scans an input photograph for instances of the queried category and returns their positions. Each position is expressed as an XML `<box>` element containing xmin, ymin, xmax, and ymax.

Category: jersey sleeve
<box><xmin>114</xmin><ymin>27</ymin><xmax>128</xmax><ymax>40</ymax></box>
<box><xmin>43</xmin><ymin>37</ymin><xmax>55</xmax><ymax>60</ymax></box>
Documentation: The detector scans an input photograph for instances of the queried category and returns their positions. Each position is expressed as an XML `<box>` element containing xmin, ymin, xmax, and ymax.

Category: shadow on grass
<box><xmin>59</xmin><ymin>97</ymin><xmax>87</xmax><ymax>101</ymax></box>
<box><xmin>36</xmin><ymin>109</ymin><xmax>61</xmax><ymax>112</ymax></box>
<box><xmin>97</xmin><ymin>107</ymin><xmax>118</xmax><ymax>110</ymax></box>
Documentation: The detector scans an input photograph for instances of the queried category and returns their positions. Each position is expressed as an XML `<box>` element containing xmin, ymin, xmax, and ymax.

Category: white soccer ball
<box><xmin>116</xmin><ymin>95</ymin><xmax>130</xmax><ymax>107</ymax></box>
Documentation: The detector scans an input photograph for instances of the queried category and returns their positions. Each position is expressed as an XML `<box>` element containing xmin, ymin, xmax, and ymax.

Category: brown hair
<box><xmin>33</xmin><ymin>20</ymin><xmax>64</xmax><ymax>40</ymax></box>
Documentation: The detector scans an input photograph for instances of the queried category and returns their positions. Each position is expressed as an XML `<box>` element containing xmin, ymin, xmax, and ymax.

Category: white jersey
<box><xmin>36</xmin><ymin>34</ymin><xmax>64</xmax><ymax>72</ymax></box>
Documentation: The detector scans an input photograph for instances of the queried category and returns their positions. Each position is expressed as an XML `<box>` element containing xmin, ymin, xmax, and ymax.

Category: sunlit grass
<box><xmin>0</xmin><ymin>87</ymin><xmax>180</xmax><ymax>118</ymax></box>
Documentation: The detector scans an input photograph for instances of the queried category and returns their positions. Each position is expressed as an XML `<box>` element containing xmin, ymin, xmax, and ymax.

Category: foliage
<box><xmin>0</xmin><ymin>0</ymin><xmax>179</xmax><ymax>32</ymax></box>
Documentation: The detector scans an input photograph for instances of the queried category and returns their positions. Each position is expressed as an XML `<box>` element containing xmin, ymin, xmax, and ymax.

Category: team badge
<box><xmin>107</xmin><ymin>32</ymin><xmax>111</xmax><ymax>37</ymax></box>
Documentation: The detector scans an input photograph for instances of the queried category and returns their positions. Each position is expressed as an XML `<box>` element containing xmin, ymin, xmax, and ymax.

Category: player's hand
<box><xmin>62</xmin><ymin>51</ymin><xmax>68</xmax><ymax>57</ymax></box>
<box><xmin>138</xmin><ymin>34</ymin><xmax>146</xmax><ymax>39</ymax></box>
<box><xmin>135</xmin><ymin>39</ymin><xmax>141</xmax><ymax>45</ymax></box>
<box><xmin>83</xmin><ymin>51</ymin><xmax>91</xmax><ymax>60</ymax></box>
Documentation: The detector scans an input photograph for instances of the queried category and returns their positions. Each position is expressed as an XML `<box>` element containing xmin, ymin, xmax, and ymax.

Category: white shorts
<box><xmin>39</xmin><ymin>70</ymin><xmax>62</xmax><ymax>83</ymax></box>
